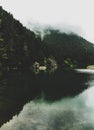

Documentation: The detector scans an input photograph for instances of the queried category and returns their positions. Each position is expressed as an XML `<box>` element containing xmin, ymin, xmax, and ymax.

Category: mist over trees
<box><xmin>43</xmin><ymin>29</ymin><xmax>94</xmax><ymax>68</ymax></box>
<box><xmin>0</xmin><ymin>6</ymin><xmax>94</xmax><ymax>127</ymax></box>
<box><xmin>0</xmin><ymin>6</ymin><xmax>94</xmax><ymax>72</ymax></box>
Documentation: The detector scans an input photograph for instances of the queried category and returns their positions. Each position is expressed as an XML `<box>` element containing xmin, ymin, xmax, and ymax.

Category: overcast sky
<box><xmin>1</xmin><ymin>0</ymin><xmax>94</xmax><ymax>43</ymax></box>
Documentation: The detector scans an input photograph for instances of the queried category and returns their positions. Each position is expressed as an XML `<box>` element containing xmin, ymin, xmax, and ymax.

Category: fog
<box><xmin>1</xmin><ymin>0</ymin><xmax>94</xmax><ymax>43</ymax></box>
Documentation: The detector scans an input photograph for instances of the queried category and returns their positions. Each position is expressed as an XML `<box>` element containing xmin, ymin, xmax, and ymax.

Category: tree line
<box><xmin>0</xmin><ymin>6</ymin><xmax>94</xmax><ymax>72</ymax></box>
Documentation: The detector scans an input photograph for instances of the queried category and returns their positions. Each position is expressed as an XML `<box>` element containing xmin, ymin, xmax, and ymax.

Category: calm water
<box><xmin>0</xmin><ymin>69</ymin><xmax>94</xmax><ymax>129</ymax></box>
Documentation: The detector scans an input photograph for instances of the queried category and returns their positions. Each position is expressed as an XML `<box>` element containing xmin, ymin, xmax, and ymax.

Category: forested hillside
<box><xmin>43</xmin><ymin>29</ymin><xmax>94</xmax><ymax>68</ymax></box>
<box><xmin>0</xmin><ymin>6</ymin><xmax>45</xmax><ymax>71</ymax></box>
<box><xmin>0</xmin><ymin>6</ymin><xmax>94</xmax><ymax>72</ymax></box>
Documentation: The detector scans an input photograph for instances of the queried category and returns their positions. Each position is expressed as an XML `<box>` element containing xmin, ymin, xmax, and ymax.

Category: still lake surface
<box><xmin>0</xmin><ymin>69</ymin><xmax>94</xmax><ymax>129</ymax></box>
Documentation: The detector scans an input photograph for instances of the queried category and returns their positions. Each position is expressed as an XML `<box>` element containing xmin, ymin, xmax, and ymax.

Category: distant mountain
<box><xmin>0</xmin><ymin>6</ymin><xmax>94</xmax><ymax>71</ymax></box>
<box><xmin>43</xmin><ymin>29</ymin><xmax>94</xmax><ymax>68</ymax></box>
<box><xmin>0</xmin><ymin>6</ymin><xmax>94</xmax><ymax>126</ymax></box>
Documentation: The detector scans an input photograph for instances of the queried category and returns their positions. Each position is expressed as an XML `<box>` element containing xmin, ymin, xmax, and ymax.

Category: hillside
<box><xmin>0</xmin><ymin>6</ymin><xmax>94</xmax><ymax>71</ymax></box>
<box><xmin>43</xmin><ymin>29</ymin><xmax>94</xmax><ymax>68</ymax></box>
<box><xmin>0</xmin><ymin>6</ymin><xmax>45</xmax><ymax>71</ymax></box>
<box><xmin>0</xmin><ymin>6</ymin><xmax>94</xmax><ymax>126</ymax></box>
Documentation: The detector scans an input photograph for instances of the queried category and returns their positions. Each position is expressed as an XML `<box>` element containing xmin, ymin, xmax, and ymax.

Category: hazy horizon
<box><xmin>1</xmin><ymin>0</ymin><xmax>94</xmax><ymax>43</ymax></box>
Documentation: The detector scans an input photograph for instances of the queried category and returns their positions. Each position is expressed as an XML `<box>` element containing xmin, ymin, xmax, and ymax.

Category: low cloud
<box><xmin>27</xmin><ymin>21</ymin><xmax>85</xmax><ymax>39</ymax></box>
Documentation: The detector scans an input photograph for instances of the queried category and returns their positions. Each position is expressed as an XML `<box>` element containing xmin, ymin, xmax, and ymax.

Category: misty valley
<box><xmin>1</xmin><ymin>6</ymin><xmax>94</xmax><ymax>130</ymax></box>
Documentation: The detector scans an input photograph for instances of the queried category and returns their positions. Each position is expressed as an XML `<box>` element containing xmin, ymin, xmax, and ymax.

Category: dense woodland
<box><xmin>0</xmin><ymin>6</ymin><xmax>94</xmax><ymax>126</ymax></box>
<box><xmin>43</xmin><ymin>30</ymin><xmax>94</xmax><ymax>68</ymax></box>
<box><xmin>0</xmin><ymin>6</ymin><xmax>94</xmax><ymax>72</ymax></box>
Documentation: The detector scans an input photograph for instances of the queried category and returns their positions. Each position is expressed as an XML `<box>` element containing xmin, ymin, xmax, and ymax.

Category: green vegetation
<box><xmin>63</xmin><ymin>58</ymin><xmax>77</xmax><ymax>69</ymax></box>
<box><xmin>0</xmin><ymin>6</ymin><xmax>45</xmax><ymax>71</ymax></box>
<box><xmin>0</xmin><ymin>6</ymin><xmax>94</xmax><ymax>72</ymax></box>
<box><xmin>43</xmin><ymin>29</ymin><xmax>94</xmax><ymax>68</ymax></box>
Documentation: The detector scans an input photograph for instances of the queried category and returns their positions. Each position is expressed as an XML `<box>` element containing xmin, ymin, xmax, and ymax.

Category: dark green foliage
<box><xmin>0</xmin><ymin>6</ymin><xmax>45</xmax><ymax>71</ymax></box>
<box><xmin>0</xmin><ymin>6</ymin><xmax>94</xmax><ymax>71</ymax></box>
<box><xmin>44</xmin><ymin>57</ymin><xmax>57</xmax><ymax>70</ymax></box>
<box><xmin>43</xmin><ymin>29</ymin><xmax>94</xmax><ymax>68</ymax></box>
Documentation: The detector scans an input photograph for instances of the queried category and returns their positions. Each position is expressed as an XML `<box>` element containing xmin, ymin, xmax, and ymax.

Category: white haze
<box><xmin>1</xmin><ymin>83</ymin><xmax>94</xmax><ymax>130</ymax></box>
<box><xmin>27</xmin><ymin>22</ymin><xmax>85</xmax><ymax>39</ymax></box>
<box><xmin>1</xmin><ymin>0</ymin><xmax>94</xmax><ymax>43</ymax></box>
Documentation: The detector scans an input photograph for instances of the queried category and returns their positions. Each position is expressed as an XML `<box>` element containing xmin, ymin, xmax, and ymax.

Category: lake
<box><xmin>0</xmin><ymin>69</ymin><xmax>94</xmax><ymax>129</ymax></box>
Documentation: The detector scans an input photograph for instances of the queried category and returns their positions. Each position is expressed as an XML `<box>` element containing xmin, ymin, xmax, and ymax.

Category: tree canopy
<box><xmin>0</xmin><ymin>6</ymin><xmax>94</xmax><ymax>72</ymax></box>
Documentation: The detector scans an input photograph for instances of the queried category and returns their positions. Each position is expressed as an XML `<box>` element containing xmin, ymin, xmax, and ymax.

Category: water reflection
<box><xmin>0</xmin><ymin>69</ymin><xmax>93</xmax><ymax>126</ymax></box>
<box><xmin>4</xmin><ymin>69</ymin><xmax>91</xmax><ymax>101</ymax></box>
<box><xmin>1</xmin><ymin>84</ymin><xmax>94</xmax><ymax>130</ymax></box>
